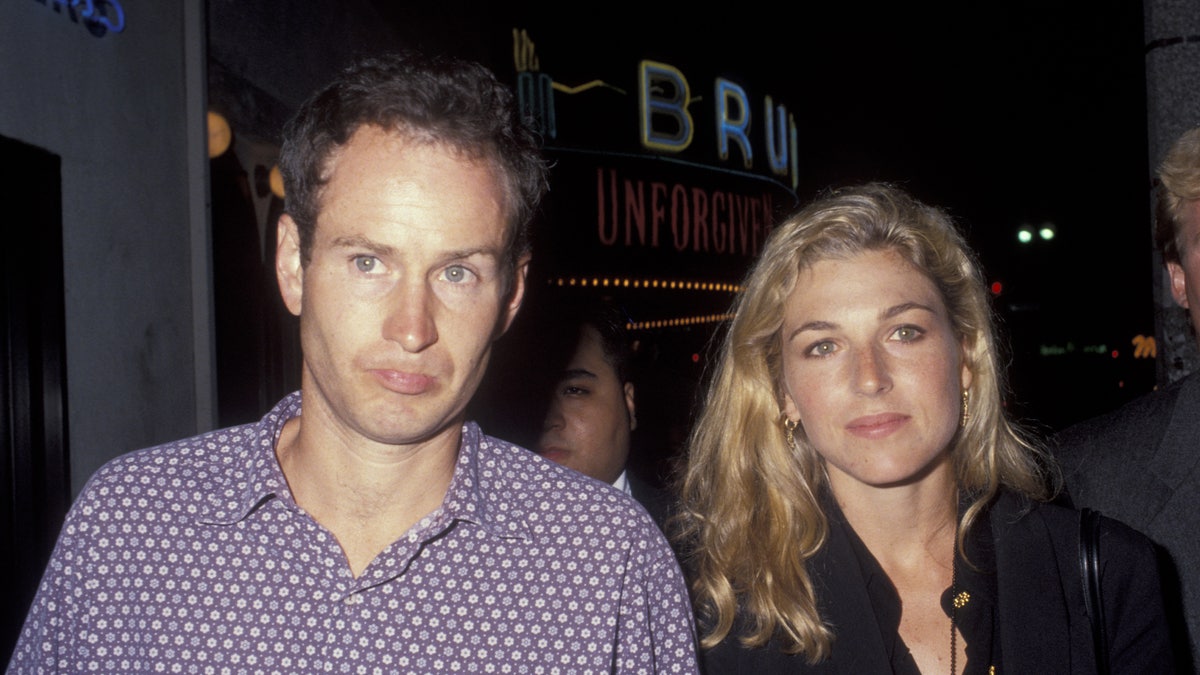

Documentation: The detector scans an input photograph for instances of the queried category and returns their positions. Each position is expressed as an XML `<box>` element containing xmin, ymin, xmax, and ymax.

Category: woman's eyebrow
<box><xmin>881</xmin><ymin>301</ymin><xmax>937</xmax><ymax>320</ymax></box>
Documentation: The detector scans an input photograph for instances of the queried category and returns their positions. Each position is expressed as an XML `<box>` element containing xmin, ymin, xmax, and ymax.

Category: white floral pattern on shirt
<box><xmin>8</xmin><ymin>392</ymin><xmax>698</xmax><ymax>674</ymax></box>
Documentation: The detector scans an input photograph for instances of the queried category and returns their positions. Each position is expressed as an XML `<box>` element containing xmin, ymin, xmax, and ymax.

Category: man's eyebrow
<box><xmin>330</xmin><ymin>236</ymin><xmax>500</xmax><ymax>263</ymax></box>
<box><xmin>442</xmin><ymin>246</ymin><xmax>502</xmax><ymax>262</ymax></box>
<box><xmin>558</xmin><ymin>368</ymin><xmax>598</xmax><ymax>381</ymax></box>
<box><xmin>330</xmin><ymin>235</ymin><xmax>396</xmax><ymax>257</ymax></box>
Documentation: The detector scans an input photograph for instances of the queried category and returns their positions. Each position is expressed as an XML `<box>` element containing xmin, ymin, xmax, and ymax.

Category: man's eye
<box><xmin>442</xmin><ymin>265</ymin><xmax>475</xmax><ymax>283</ymax></box>
<box><xmin>563</xmin><ymin>385</ymin><xmax>588</xmax><ymax>396</ymax></box>
<box><xmin>354</xmin><ymin>256</ymin><xmax>380</xmax><ymax>273</ymax></box>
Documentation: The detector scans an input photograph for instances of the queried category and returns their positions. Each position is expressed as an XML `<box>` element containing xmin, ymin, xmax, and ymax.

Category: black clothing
<box><xmin>701</xmin><ymin>490</ymin><xmax>1174</xmax><ymax>674</ymax></box>
<box><xmin>1055</xmin><ymin>371</ymin><xmax>1200</xmax><ymax>672</ymax></box>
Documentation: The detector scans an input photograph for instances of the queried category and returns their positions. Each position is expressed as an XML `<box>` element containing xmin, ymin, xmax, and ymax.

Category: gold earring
<box><xmin>960</xmin><ymin>390</ymin><xmax>970</xmax><ymax>428</ymax></box>
<box><xmin>782</xmin><ymin>416</ymin><xmax>798</xmax><ymax>450</ymax></box>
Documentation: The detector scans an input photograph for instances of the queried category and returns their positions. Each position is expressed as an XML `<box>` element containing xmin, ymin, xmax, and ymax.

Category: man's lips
<box><xmin>370</xmin><ymin>369</ymin><xmax>435</xmax><ymax>395</ymax></box>
<box><xmin>845</xmin><ymin>413</ymin><xmax>909</xmax><ymax>438</ymax></box>
<box><xmin>535</xmin><ymin>444</ymin><xmax>570</xmax><ymax>462</ymax></box>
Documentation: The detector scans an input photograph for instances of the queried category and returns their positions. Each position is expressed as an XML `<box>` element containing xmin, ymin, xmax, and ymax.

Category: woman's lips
<box><xmin>370</xmin><ymin>369</ymin><xmax>435</xmax><ymax>395</ymax></box>
<box><xmin>845</xmin><ymin>413</ymin><xmax>909</xmax><ymax>438</ymax></box>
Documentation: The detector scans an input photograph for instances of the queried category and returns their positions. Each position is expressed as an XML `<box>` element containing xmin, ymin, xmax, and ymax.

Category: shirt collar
<box><xmin>200</xmin><ymin>391</ymin><xmax>301</xmax><ymax>524</ymax></box>
<box><xmin>611</xmin><ymin>470</ymin><xmax>631</xmax><ymax>495</ymax></box>
<box><xmin>440</xmin><ymin>421</ymin><xmax>533</xmax><ymax>541</ymax></box>
<box><xmin>201</xmin><ymin>393</ymin><xmax>533</xmax><ymax>542</ymax></box>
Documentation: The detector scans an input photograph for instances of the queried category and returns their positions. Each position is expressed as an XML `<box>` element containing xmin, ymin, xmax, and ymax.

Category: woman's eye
<box><xmin>891</xmin><ymin>326</ymin><xmax>924</xmax><ymax>342</ymax></box>
<box><xmin>806</xmin><ymin>341</ymin><xmax>836</xmax><ymax>357</ymax></box>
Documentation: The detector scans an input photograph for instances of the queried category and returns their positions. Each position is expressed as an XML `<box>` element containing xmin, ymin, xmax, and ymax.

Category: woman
<box><xmin>677</xmin><ymin>183</ymin><xmax>1174</xmax><ymax>673</ymax></box>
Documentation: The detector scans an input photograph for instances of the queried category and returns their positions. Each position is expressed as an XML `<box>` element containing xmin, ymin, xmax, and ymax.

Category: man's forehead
<box><xmin>566</xmin><ymin>330</ymin><xmax>619</xmax><ymax>376</ymax></box>
<box><xmin>316</xmin><ymin>125</ymin><xmax>516</xmax><ymax>237</ymax></box>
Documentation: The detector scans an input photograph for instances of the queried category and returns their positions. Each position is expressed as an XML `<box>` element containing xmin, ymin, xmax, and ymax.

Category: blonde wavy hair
<box><xmin>676</xmin><ymin>183</ymin><xmax>1054</xmax><ymax>660</ymax></box>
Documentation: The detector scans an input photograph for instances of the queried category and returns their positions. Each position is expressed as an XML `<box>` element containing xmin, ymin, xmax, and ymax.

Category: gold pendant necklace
<box><xmin>948</xmin><ymin>504</ymin><xmax>967</xmax><ymax>675</ymax></box>
<box><xmin>950</xmin><ymin>556</ymin><xmax>958</xmax><ymax>675</ymax></box>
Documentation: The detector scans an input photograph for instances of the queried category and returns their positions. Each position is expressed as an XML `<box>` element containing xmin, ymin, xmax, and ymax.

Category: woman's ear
<box><xmin>959</xmin><ymin>339</ymin><xmax>974</xmax><ymax>391</ymax></box>
<box><xmin>782</xmin><ymin>387</ymin><xmax>800</xmax><ymax>423</ymax></box>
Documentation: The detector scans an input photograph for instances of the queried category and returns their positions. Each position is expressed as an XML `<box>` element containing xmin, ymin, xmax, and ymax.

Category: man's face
<box><xmin>535</xmin><ymin>325</ymin><xmax>636</xmax><ymax>485</ymax></box>
<box><xmin>276</xmin><ymin>125</ymin><xmax>527</xmax><ymax>449</ymax></box>
<box><xmin>1167</xmin><ymin>200</ymin><xmax>1200</xmax><ymax>340</ymax></box>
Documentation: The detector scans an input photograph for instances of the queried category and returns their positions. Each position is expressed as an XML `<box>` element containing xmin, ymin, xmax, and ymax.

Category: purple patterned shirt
<box><xmin>8</xmin><ymin>392</ymin><xmax>698</xmax><ymax>674</ymax></box>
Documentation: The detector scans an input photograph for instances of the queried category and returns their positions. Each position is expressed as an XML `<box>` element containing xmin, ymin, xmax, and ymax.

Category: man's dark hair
<box><xmin>279</xmin><ymin>51</ymin><xmax>548</xmax><ymax>271</ymax></box>
<box><xmin>580</xmin><ymin>300</ymin><xmax>634</xmax><ymax>385</ymax></box>
<box><xmin>539</xmin><ymin>296</ymin><xmax>634</xmax><ymax>386</ymax></box>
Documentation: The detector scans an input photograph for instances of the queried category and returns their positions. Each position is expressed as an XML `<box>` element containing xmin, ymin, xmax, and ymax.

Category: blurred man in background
<box><xmin>536</xmin><ymin>300</ymin><xmax>671</xmax><ymax>529</ymax></box>
<box><xmin>1056</xmin><ymin>125</ymin><xmax>1200</xmax><ymax>671</ymax></box>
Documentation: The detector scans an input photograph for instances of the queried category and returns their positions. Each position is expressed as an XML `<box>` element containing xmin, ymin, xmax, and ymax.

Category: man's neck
<box><xmin>273</xmin><ymin>410</ymin><xmax>461</xmax><ymax>577</ymax></box>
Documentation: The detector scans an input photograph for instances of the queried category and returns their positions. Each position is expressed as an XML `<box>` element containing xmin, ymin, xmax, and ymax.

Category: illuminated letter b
<box><xmin>639</xmin><ymin>61</ymin><xmax>693</xmax><ymax>153</ymax></box>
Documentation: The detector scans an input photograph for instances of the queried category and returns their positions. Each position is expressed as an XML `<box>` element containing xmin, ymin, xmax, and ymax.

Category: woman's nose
<box><xmin>852</xmin><ymin>345</ymin><xmax>892</xmax><ymax>395</ymax></box>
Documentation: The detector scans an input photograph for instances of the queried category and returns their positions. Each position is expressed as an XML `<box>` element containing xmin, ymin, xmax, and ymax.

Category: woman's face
<box><xmin>779</xmin><ymin>248</ymin><xmax>971</xmax><ymax>493</ymax></box>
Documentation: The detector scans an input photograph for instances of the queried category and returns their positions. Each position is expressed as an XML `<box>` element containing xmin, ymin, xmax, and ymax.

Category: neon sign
<box><xmin>638</xmin><ymin>60</ymin><xmax>799</xmax><ymax>188</ymax></box>
<box><xmin>513</xmin><ymin>30</ymin><xmax>799</xmax><ymax>190</ymax></box>
<box><xmin>35</xmin><ymin>0</ymin><xmax>125</xmax><ymax>37</ymax></box>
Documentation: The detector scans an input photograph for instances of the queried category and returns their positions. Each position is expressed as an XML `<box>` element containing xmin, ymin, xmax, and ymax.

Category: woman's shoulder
<box><xmin>987</xmin><ymin>489</ymin><xmax>1176</xmax><ymax>673</ymax></box>
<box><xmin>991</xmin><ymin>488</ymin><xmax>1157</xmax><ymax>561</ymax></box>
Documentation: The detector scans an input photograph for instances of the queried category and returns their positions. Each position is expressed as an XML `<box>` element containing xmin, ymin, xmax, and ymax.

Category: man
<box><xmin>8</xmin><ymin>53</ymin><xmax>697</xmax><ymax>673</ymax></box>
<box><xmin>534</xmin><ymin>301</ymin><xmax>672</xmax><ymax>529</ymax></box>
<box><xmin>1056</xmin><ymin>125</ymin><xmax>1200</xmax><ymax>671</ymax></box>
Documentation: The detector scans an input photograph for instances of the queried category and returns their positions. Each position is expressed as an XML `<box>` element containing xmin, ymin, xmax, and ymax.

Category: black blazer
<box><xmin>629</xmin><ymin>472</ymin><xmax>672</xmax><ymax>532</ymax></box>
<box><xmin>1056</xmin><ymin>371</ymin><xmax>1200</xmax><ymax>671</ymax></box>
<box><xmin>701</xmin><ymin>491</ymin><xmax>1174</xmax><ymax>674</ymax></box>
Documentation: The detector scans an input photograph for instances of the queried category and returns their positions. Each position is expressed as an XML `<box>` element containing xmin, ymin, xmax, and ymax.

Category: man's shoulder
<box><xmin>78</xmin><ymin>418</ymin><xmax>273</xmax><ymax>518</ymax></box>
<box><xmin>85</xmin><ymin>394</ymin><xmax>297</xmax><ymax>495</ymax></box>
<box><xmin>1052</xmin><ymin>372</ymin><xmax>1200</xmax><ymax>518</ymax></box>
<box><xmin>470</xmin><ymin>429</ymin><xmax>666</xmax><ymax>539</ymax></box>
<box><xmin>472</xmin><ymin>430</ymin><xmax>649</xmax><ymax>509</ymax></box>
<box><xmin>1055</xmin><ymin>372</ymin><xmax>1196</xmax><ymax>458</ymax></box>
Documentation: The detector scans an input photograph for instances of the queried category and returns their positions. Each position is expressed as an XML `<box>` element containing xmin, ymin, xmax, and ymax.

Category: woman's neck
<box><xmin>830</xmin><ymin>462</ymin><xmax>964</xmax><ymax>674</ymax></box>
<box><xmin>829</xmin><ymin>462</ymin><xmax>958</xmax><ymax>572</ymax></box>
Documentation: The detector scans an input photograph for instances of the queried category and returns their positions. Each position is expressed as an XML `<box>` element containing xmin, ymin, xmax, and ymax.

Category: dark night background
<box><xmin>202</xmin><ymin>1</ymin><xmax>1161</xmax><ymax>482</ymax></box>
<box><xmin>0</xmin><ymin>0</ymin><xmax>1175</xmax><ymax>663</ymax></box>
<box><xmin>379</xmin><ymin>2</ymin><xmax>1158</xmax><ymax>477</ymax></box>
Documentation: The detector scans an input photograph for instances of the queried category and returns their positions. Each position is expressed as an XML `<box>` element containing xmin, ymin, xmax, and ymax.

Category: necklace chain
<box><xmin>949</xmin><ymin>502</ymin><xmax>962</xmax><ymax>675</ymax></box>
<box><xmin>949</xmin><ymin>557</ymin><xmax>958</xmax><ymax>675</ymax></box>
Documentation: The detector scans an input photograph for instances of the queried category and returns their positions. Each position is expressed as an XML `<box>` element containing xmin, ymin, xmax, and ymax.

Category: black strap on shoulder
<box><xmin>1079</xmin><ymin>507</ymin><xmax>1110</xmax><ymax>675</ymax></box>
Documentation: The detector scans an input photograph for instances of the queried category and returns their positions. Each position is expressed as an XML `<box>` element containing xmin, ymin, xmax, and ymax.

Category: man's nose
<box><xmin>542</xmin><ymin>398</ymin><xmax>565</xmax><ymax>431</ymax></box>
<box><xmin>382</xmin><ymin>279</ymin><xmax>438</xmax><ymax>352</ymax></box>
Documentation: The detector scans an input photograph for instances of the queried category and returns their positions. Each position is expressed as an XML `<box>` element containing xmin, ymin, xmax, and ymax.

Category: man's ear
<box><xmin>496</xmin><ymin>254</ymin><xmax>531</xmax><ymax>337</ymax></box>
<box><xmin>1168</xmin><ymin>260</ymin><xmax>1191</xmax><ymax>309</ymax></box>
<box><xmin>624</xmin><ymin>381</ymin><xmax>637</xmax><ymax>431</ymax></box>
<box><xmin>276</xmin><ymin>214</ymin><xmax>304</xmax><ymax>317</ymax></box>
